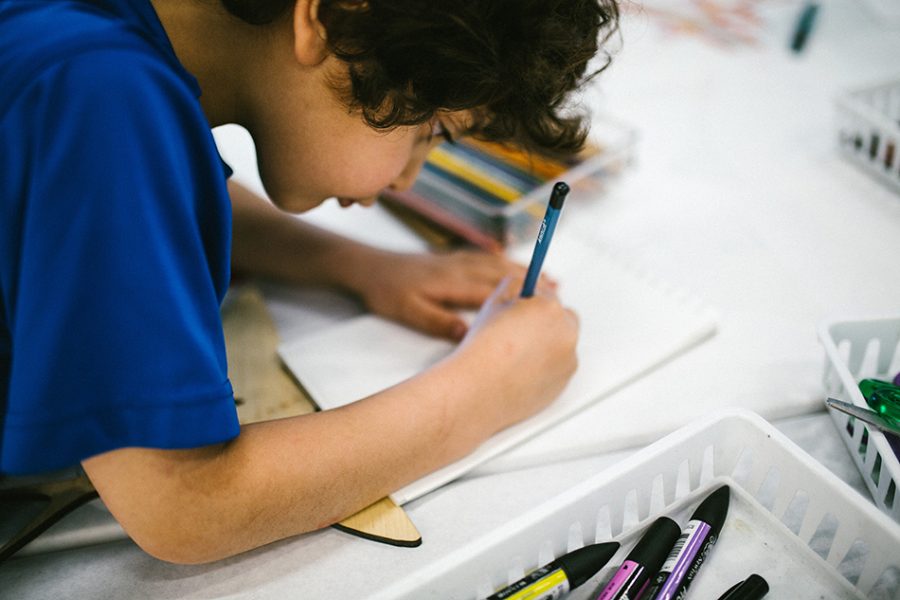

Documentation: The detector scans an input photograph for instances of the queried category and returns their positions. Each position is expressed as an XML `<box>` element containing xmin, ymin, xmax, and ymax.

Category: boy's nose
<box><xmin>388</xmin><ymin>153</ymin><xmax>428</xmax><ymax>192</ymax></box>
<box><xmin>387</xmin><ymin>168</ymin><xmax>417</xmax><ymax>192</ymax></box>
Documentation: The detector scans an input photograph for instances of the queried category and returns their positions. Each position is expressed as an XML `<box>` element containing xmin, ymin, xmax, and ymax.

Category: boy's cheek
<box><xmin>254</xmin><ymin>157</ymin><xmax>325</xmax><ymax>213</ymax></box>
<box><xmin>258</xmin><ymin>160</ymin><xmax>393</xmax><ymax>213</ymax></box>
<box><xmin>255</xmin><ymin>130</ymin><xmax>415</xmax><ymax>209</ymax></box>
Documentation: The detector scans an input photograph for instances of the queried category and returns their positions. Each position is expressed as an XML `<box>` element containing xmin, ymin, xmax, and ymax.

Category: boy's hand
<box><xmin>452</xmin><ymin>276</ymin><xmax>580</xmax><ymax>437</ymax></box>
<box><xmin>228</xmin><ymin>182</ymin><xmax>555</xmax><ymax>337</ymax></box>
<box><xmin>344</xmin><ymin>249</ymin><xmax>556</xmax><ymax>340</ymax></box>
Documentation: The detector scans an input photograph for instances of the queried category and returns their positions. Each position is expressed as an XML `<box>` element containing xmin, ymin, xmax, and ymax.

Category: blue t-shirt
<box><xmin>0</xmin><ymin>0</ymin><xmax>240</xmax><ymax>474</ymax></box>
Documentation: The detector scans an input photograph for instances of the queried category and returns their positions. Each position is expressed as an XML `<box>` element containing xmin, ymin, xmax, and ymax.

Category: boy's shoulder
<box><xmin>0</xmin><ymin>0</ymin><xmax>193</xmax><ymax>114</ymax></box>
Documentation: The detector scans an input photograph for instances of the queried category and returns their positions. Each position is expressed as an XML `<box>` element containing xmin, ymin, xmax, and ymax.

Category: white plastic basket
<box><xmin>374</xmin><ymin>410</ymin><xmax>900</xmax><ymax>600</ymax></box>
<box><xmin>857</xmin><ymin>0</ymin><xmax>900</xmax><ymax>24</ymax></box>
<box><xmin>836</xmin><ymin>80</ymin><xmax>900</xmax><ymax>194</ymax></box>
<box><xmin>819</xmin><ymin>316</ymin><xmax>900</xmax><ymax>523</ymax></box>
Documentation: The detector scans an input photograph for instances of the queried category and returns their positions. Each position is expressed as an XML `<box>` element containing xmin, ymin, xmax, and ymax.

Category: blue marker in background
<box><xmin>521</xmin><ymin>182</ymin><xmax>569</xmax><ymax>298</ymax></box>
<box><xmin>789</xmin><ymin>1</ymin><xmax>819</xmax><ymax>53</ymax></box>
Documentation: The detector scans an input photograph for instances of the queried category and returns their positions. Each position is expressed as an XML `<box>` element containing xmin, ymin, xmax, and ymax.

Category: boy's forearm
<box><xmin>229</xmin><ymin>180</ymin><xmax>375</xmax><ymax>289</ymax></box>
<box><xmin>81</xmin><ymin>350</ymin><xmax>495</xmax><ymax>564</ymax></box>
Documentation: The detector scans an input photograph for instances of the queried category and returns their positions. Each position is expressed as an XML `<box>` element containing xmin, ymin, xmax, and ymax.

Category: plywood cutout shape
<box><xmin>222</xmin><ymin>284</ymin><xmax>315</xmax><ymax>423</ymax></box>
<box><xmin>334</xmin><ymin>497</ymin><xmax>422</xmax><ymax>547</ymax></box>
<box><xmin>222</xmin><ymin>285</ymin><xmax>421</xmax><ymax>547</ymax></box>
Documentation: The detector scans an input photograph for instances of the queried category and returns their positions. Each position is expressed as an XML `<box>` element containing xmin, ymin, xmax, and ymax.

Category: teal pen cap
<box><xmin>789</xmin><ymin>1</ymin><xmax>819</xmax><ymax>53</ymax></box>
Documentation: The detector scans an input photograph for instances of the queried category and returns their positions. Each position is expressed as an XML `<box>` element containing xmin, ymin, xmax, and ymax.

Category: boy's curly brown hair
<box><xmin>220</xmin><ymin>0</ymin><xmax>619</xmax><ymax>155</ymax></box>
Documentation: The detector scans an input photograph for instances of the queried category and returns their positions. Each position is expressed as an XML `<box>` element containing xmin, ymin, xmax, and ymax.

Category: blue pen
<box><xmin>521</xmin><ymin>181</ymin><xmax>568</xmax><ymax>297</ymax></box>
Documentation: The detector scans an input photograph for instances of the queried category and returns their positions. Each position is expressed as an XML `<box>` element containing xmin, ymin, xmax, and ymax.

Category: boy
<box><xmin>0</xmin><ymin>0</ymin><xmax>618</xmax><ymax>563</ymax></box>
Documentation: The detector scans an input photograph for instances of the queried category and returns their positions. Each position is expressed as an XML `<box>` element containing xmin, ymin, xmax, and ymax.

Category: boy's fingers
<box><xmin>454</xmin><ymin>251</ymin><xmax>526</xmax><ymax>282</ymax></box>
<box><xmin>534</xmin><ymin>276</ymin><xmax>559</xmax><ymax>297</ymax></box>
<box><xmin>468</xmin><ymin>276</ymin><xmax>515</xmax><ymax>331</ymax></box>
<box><xmin>540</xmin><ymin>273</ymin><xmax>559</xmax><ymax>289</ymax></box>
<box><xmin>434</xmin><ymin>282</ymin><xmax>498</xmax><ymax>308</ymax></box>
<box><xmin>405</xmin><ymin>297</ymin><xmax>468</xmax><ymax>341</ymax></box>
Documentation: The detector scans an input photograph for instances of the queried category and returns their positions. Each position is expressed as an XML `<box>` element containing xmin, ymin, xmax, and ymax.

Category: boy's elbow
<box><xmin>129</xmin><ymin>507</ymin><xmax>326</xmax><ymax>565</ymax></box>
<box><xmin>83</xmin><ymin>442</ymin><xmax>335</xmax><ymax>564</ymax></box>
<box><xmin>83</xmin><ymin>446</ymin><xmax>260</xmax><ymax>564</ymax></box>
<box><xmin>129</xmin><ymin>525</ymin><xmax>223</xmax><ymax>565</ymax></box>
<box><xmin>106</xmin><ymin>483</ymin><xmax>324</xmax><ymax>565</ymax></box>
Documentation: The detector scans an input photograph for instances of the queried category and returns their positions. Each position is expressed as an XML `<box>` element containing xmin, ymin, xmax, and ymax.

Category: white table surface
<box><xmin>2</xmin><ymin>0</ymin><xmax>899</xmax><ymax>597</ymax></box>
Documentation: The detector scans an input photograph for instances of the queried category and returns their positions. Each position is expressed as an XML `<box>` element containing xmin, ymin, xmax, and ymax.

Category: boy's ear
<box><xmin>292</xmin><ymin>0</ymin><xmax>328</xmax><ymax>66</ymax></box>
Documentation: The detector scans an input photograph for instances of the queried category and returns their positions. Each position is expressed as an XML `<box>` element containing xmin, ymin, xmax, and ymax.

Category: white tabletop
<box><xmin>3</xmin><ymin>0</ymin><xmax>899</xmax><ymax>597</ymax></box>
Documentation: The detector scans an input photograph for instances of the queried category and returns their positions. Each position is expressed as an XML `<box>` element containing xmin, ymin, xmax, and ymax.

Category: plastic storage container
<box><xmin>836</xmin><ymin>80</ymin><xmax>900</xmax><ymax>195</ymax></box>
<box><xmin>379</xmin><ymin>119</ymin><xmax>636</xmax><ymax>250</ymax></box>
<box><xmin>373</xmin><ymin>410</ymin><xmax>900</xmax><ymax>600</ymax></box>
<box><xmin>857</xmin><ymin>0</ymin><xmax>900</xmax><ymax>24</ymax></box>
<box><xmin>819</xmin><ymin>316</ymin><xmax>900</xmax><ymax>523</ymax></box>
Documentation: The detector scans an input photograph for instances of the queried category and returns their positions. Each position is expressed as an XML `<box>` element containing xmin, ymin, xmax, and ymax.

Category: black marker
<box><xmin>716</xmin><ymin>574</ymin><xmax>769</xmax><ymax>600</ymax></box>
<box><xmin>644</xmin><ymin>485</ymin><xmax>731</xmax><ymax>600</ymax></box>
<box><xmin>593</xmin><ymin>517</ymin><xmax>682</xmax><ymax>600</ymax></box>
<box><xmin>484</xmin><ymin>542</ymin><xmax>620</xmax><ymax>600</ymax></box>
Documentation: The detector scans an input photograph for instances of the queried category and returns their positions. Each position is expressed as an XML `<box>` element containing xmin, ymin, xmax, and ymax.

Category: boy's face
<box><xmin>248</xmin><ymin>56</ymin><xmax>467</xmax><ymax>214</ymax></box>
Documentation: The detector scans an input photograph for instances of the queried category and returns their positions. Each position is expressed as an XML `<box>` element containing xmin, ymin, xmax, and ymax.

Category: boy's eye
<box><xmin>430</xmin><ymin>119</ymin><xmax>455</xmax><ymax>145</ymax></box>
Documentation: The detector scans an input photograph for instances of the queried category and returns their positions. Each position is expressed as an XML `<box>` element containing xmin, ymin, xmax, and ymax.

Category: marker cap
<box><xmin>557</xmin><ymin>542</ymin><xmax>619</xmax><ymax>588</ymax></box>
<box><xmin>549</xmin><ymin>181</ymin><xmax>569</xmax><ymax>209</ymax></box>
<box><xmin>716</xmin><ymin>573</ymin><xmax>769</xmax><ymax>600</ymax></box>
<box><xmin>627</xmin><ymin>516</ymin><xmax>682</xmax><ymax>571</ymax></box>
<box><xmin>690</xmin><ymin>485</ymin><xmax>731</xmax><ymax>537</ymax></box>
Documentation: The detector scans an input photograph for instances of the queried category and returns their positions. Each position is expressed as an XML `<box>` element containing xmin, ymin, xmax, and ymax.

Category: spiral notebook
<box><xmin>278</xmin><ymin>233</ymin><xmax>718</xmax><ymax>505</ymax></box>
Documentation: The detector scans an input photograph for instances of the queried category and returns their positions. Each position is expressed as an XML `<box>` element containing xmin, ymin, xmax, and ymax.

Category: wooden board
<box><xmin>222</xmin><ymin>285</ymin><xmax>315</xmax><ymax>423</ymax></box>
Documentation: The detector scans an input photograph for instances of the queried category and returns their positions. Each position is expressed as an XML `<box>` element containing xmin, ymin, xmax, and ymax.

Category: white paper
<box><xmin>278</xmin><ymin>233</ymin><xmax>718</xmax><ymax>504</ymax></box>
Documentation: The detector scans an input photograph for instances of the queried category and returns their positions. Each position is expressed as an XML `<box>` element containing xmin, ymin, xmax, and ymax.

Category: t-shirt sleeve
<box><xmin>2</xmin><ymin>48</ymin><xmax>240</xmax><ymax>474</ymax></box>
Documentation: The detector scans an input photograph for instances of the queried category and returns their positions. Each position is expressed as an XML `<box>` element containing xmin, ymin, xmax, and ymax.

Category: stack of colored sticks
<box><xmin>380</xmin><ymin>138</ymin><xmax>603</xmax><ymax>251</ymax></box>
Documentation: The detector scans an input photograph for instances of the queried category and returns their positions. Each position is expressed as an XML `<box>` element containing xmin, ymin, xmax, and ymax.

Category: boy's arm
<box><xmin>229</xmin><ymin>179</ymin><xmax>374</xmax><ymax>289</ymax></box>
<box><xmin>82</xmin><ymin>284</ymin><xmax>578</xmax><ymax>564</ymax></box>
<box><xmin>82</xmin><ymin>352</ymin><xmax>484</xmax><ymax>564</ymax></box>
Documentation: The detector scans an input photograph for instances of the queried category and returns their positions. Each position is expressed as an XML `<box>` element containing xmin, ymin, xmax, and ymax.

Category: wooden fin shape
<box><xmin>334</xmin><ymin>496</ymin><xmax>422</xmax><ymax>547</ymax></box>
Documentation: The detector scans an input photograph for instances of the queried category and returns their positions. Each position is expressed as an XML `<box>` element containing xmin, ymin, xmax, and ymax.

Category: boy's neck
<box><xmin>149</xmin><ymin>0</ymin><xmax>264</xmax><ymax>128</ymax></box>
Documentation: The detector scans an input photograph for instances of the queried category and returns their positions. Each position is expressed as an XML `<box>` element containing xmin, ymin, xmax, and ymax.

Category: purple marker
<box><xmin>593</xmin><ymin>517</ymin><xmax>681</xmax><ymax>600</ymax></box>
<box><xmin>893</xmin><ymin>371</ymin><xmax>900</xmax><ymax>387</ymax></box>
<box><xmin>644</xmin><ymin>485</ymin><xmax>731</xmax><ymax>600</ymax></box>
